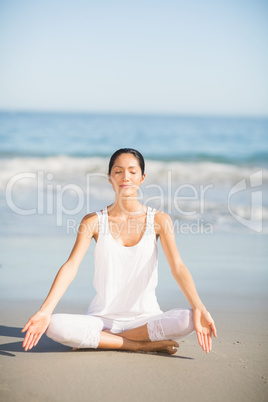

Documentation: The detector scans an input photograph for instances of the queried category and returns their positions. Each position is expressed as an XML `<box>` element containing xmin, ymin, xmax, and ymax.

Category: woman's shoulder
<box><xmin>153</xmin><ymin>209</ymin><xmax>173</xmax><ymax>233</ymax></box>
<box><xmin>81</xmin><ymin>211</ymin><xmax>99</xmax><ymax>223</ymax></box>
<box><xmin>80</xmin><ymin>211</ymin><xmax>100</xmax><ymax>235</ymax></box>
<box><xmin>153</xmin><ymin>208</ymin><xmax>172</xmax><ymax>220</ymax></box>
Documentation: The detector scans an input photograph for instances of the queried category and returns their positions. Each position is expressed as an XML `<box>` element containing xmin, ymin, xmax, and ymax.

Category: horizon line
<box><xmin>0</xmin><ymin>108</ymin><xmax>267</xmax><ymax>119</ymax></box>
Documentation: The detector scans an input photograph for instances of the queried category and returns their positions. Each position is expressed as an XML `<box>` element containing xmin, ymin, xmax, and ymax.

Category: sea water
<box><xmin>0</xmin><ymin>112</ymin><xmax>268</xmax><ymax>308</ymax></box>
<box><xmin>0</xmin><ymin>111</ymin><xmax>267</xmax><ymax>236</ymax></box>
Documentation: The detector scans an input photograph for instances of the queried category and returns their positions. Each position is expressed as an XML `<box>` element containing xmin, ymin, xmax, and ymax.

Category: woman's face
<box><xmin>108</xmin><ymin>153</ymin><xmax>145</xmax><ymax>196</ymax></box>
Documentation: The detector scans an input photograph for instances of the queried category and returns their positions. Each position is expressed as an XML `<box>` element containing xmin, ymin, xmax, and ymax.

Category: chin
<box><xmin>119</xmin><ymin>186</ymin><xmax>132</xmax><ymax>190</ymax></box>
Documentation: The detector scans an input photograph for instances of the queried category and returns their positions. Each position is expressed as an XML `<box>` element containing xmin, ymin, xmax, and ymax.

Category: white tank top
<box><xmin>86</xmin><ymin>206</ymin><xmax>163</xmax><ymax>321</ymax></box>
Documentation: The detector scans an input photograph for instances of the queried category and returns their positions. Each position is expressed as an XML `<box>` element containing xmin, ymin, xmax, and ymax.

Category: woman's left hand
<box><xmin>193</xmin><ymin>307</ymin><xmax>217</xmax><ymax>353</ymax></box>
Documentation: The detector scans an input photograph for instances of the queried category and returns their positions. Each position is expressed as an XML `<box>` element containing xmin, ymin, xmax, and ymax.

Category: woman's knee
<box><xmin>45</xmin><ymin>313</ymin><xmax>102</xmax><ymax>349</ymax></box>
<box><xmin>46</xmin><ymin>314</ymin><xmax>67</xmax><ymax>342</ymax></box>
<box><xmin>178</xmin><ymin>308</ymin><xmax>194</xmax><ymax>336</ymax></box>
<box><xmin>147</xmin><ymin>308</ymin><xmax>195</xmax><ymax>341</ymax></box>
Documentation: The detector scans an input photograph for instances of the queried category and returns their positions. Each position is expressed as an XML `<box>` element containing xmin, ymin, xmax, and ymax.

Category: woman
<box><xmin>22</xmin><ymin>148</ymin><xmax>217</xmax><ymax>355</ymax></box>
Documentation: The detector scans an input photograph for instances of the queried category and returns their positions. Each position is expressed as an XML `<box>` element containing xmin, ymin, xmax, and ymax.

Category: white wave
<box><xmin>0</xmin><ymin>156</ymin><xmax>109</xmax><ymax>189</ymax></box>
<box><xmin>145</xmin><ymin>160</ymin><xmax>268</xmax><ymax>185</ymax></box>
<box><xmin>1</xmin><ymin>155</ymin><xmax>268</xmax><ymax>190</ymax></box>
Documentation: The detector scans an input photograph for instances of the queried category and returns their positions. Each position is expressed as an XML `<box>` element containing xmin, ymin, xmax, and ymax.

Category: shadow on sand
<box><xmin>0</xmin><ymin>325</ymin><xmax>194</xmax><ymax>360</ymax></box>
<box><xmin>0</xmin><ymin>325</ymin><xmax>70</xmax><ymax>356</ymax></box>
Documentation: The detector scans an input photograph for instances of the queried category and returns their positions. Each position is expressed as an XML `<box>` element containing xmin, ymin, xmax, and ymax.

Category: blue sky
<box><xmin>0</xmin><ymin>0</ymin><xmax>267</xmax><ymax>116</ymax></box>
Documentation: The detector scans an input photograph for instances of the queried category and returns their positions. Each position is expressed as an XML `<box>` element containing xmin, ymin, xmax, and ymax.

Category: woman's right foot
<box><xmin>138</xmin><ymin>340</ymin><xmax>179</xmax><ymax>354</ymax></box>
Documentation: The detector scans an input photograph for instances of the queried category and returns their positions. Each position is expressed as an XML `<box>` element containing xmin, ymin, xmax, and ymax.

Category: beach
<box><xmin>1</xmin><ymin>233</ymin><xmax>267</xmax><ymax>402</ymax></box>
<box><xmin>1</xmin><ymin>0</ymin><xmax>268</xmax><ymax>397</ymax></box>
<box><xmin>1</xmin><ymin>112</ymin><xmax>267</xmax><ymax>401</ymax></box>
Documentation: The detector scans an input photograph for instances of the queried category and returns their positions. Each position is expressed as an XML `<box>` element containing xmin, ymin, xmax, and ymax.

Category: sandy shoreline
<box><xmin>1</xmin><ymin>233</ymin><xmax>268</xmax><ymax>401</ymax></box>
<box><xmin>0</xmin><ymin>299</ymin><xmax>267</xmax><ymax>402</ymax></box>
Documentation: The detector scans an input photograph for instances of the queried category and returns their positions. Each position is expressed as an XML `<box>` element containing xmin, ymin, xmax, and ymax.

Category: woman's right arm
<box><xmin>22</xmin><ymin>213</ymin><xmax>98</xmax><ymax>351</ymax></box>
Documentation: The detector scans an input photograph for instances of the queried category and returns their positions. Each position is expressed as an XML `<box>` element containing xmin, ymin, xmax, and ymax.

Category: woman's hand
<box><xmin>193</xmin><ymin>307</ymin><xmax>217</xmax><ymax>353</ymax></box>
<box><xmin>21</xmin><ymin>311</ymin><xmax>52</xmax><ymax>351</ymax></box>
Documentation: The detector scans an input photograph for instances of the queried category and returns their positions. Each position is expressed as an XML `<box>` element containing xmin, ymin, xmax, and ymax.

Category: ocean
<box><xmin>1</xmin><ymin>111</ymin><xmax>268</xmax><ymax>311</ymax></box>
<box><xmin>0</xmin><ymin>111</ymin><xmax>268</xmax><ymax>236</ymax></box>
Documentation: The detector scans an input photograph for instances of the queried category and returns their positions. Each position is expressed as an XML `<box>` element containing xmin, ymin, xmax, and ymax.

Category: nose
<box><xmin>122</xmin><ymin>171</ymin><xmax>130</xmax><ymax>181</ymax></box>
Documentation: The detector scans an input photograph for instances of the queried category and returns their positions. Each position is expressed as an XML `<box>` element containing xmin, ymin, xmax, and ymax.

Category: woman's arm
<box><xmin>155</xmin><ymin>211</ymin><xmax>217</xmax><ymax>353</ymax></box>
<box><xmin>22</xmin><ymin>213</ymin><xmax>98</xmax><ymax>351</ymax></box>
<box><xmin>39</xmin><ymin>213</ymin><xmax>98</xmax><ymax>315</ymax></box>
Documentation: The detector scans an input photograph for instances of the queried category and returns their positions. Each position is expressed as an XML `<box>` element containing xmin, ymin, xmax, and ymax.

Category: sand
<box><xmin>1</xmin><ymin>233</ymin><xmax>268</xmax><ymax>401</ymax></box>
<box><xmin>0</xmin><ymin>299</ymin><xmax>267</xmax><ymax>402</ymax></box>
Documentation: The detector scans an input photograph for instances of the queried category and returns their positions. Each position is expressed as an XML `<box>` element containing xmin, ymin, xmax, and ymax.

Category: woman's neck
<box><xmin>108</xmin><ymin>198</ymin><xmax>146</xmax><ymax>217</ymax></box>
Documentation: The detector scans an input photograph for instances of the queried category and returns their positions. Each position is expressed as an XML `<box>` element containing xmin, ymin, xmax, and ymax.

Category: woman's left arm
<box><xmin>155</xmin><ymin>212</ymin><xmax>217</xmax><ymax>353</ymax></box>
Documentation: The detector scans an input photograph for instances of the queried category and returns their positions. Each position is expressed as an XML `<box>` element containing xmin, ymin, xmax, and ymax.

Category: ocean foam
<box><xmin>1</xmin><ymin>156</ymin><xmax>267</xmax><ymax>190</ymax></box>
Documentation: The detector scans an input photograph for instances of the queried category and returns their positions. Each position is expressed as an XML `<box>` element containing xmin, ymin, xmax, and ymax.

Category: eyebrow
<box><xmin>113</xmin><ymin>165</ymin><xmax>138</xmax><ymax>169</ymax></box>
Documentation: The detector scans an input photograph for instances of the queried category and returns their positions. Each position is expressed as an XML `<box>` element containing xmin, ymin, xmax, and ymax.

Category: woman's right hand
<box><xmin>193</xmin><ymin>307</ymin><xmax>217</xmax><ymax>353</ymax></box>
<box><xmin>22</xmin><ymin>311</ymin><xmax>52</xmax><ymax>351</ymax></box>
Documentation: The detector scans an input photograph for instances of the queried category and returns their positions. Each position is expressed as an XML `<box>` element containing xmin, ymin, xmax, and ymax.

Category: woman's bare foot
<box><xmin>72</xmin><ymin>331</ymin><xmax>179</xmax><ymax>355</ymax></box>
<box><xmin>138</xmin><ymin>340</ymin><xmax>179</xmax><ymax>355</ymax></box>
<box><xmin>102</xmin><ymin>329</ymin><xmax>179</xmax><ymax>354</ymax></box>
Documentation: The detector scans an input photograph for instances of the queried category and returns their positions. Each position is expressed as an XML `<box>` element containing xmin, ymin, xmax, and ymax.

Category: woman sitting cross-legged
<box><xmin>22</xmin><ymin>148</ymin><xmax>217</xmax><ymax>355</ymax></box>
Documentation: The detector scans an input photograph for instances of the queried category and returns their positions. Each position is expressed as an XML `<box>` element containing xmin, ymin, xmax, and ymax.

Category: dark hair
<box><xmin>108</xmin><ymin>148</ymin><xmax>145</xmax><ymax>175</ymax></box>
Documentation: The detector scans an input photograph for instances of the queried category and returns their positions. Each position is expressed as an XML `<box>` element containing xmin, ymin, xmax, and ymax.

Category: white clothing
<box><xmin>45</xmin><ymin>206</ymin><xmax>195</xmax><ymax>349</ymax></box>
<box><xmin>46</xmin><ymin>308</ymin><xmax>194</xmax><ymax>349</ymax></box>
<box><xmin>86</xmin><ymin>206</ymin><xmax>163</xmax><ymax>320</ymax></box>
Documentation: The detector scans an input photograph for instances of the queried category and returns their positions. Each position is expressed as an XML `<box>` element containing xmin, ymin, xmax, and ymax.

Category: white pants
<box><xmin>46</xmin><ymin>308</ymin><xmax>195</xmax><ymax>349</ymax></box>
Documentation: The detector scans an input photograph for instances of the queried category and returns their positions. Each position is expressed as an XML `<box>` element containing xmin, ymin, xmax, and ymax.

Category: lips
<box><xmin>120</xmin><ymin>184</ymin><xmax>131</xmax><ymax>188</ymax></box>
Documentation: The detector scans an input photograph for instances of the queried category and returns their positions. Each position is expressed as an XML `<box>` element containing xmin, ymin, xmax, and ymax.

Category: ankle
<box><xmin>134</xmin><ymin>341</ymin><xmax>145</xmax><ymax>352</ymax></box>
